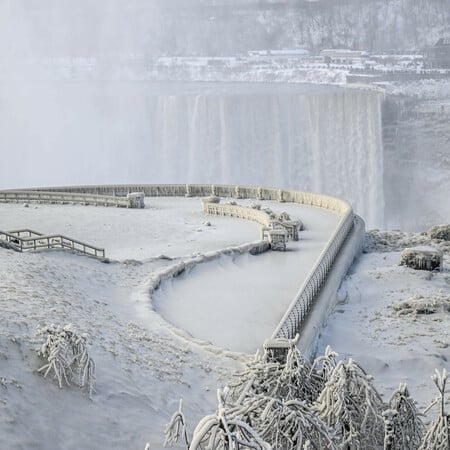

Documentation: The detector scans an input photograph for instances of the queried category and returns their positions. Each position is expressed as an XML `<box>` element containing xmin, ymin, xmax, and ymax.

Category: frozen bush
<box><xmin>36</xmin><ymin>324</ymin><xmax>95</xmax><ymax>397</ymax></box>
<box><xmin>189</xmin><ymin>389</ymin><xmax>271</xmax><ymax>450</ymax></box>
<box><xmin>383</xmin><ymin>383</ymin><xmax>423</xmax><ymax>450</ymax></box>
<box><xmin>164</xmin><ymin>347</ymin><xmax>450</xmax><ymax>450</ymax></box>
<box><xmin>313</xmin><ymin>358</ymin><xmax>385</xmax><ymax>450</ymax></box>
<box><xmin>427</xmin><ymin>224</ymin><xmax>450</xmax><ymax>241</ymax></box>
<box><xmin>228</xmin><ymin>344</ymin><xmax>324</xmax><ymax>406</ymax></box>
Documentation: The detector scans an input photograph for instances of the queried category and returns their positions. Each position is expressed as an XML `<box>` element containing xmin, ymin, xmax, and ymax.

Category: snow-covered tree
<box><xmin>311</xmin><ymin>345</ymin><xmax>338</xmax><ymax>389</ymax></box>
<box><xmin>166</xmin><ymin>347</ymin><xmax>450</xmax><ymax>449</ymax></box>
<box><xmin>251</xmin><ymin>395</ymin><xmax>337</xmax><ymax>450</ymax></box>
<box><xmin>313</xmin><ymin>358</ymin><xmax>385</xmax><ymax>450</ymax></box>
<box><xmin>189</xmin><ymin>389</ymin><xmax>271</xmax><ymax>450</ymax></box>
<box><xmin>419</xmin><ymin>369</ymin><xmax>449</xmax><ymax>450</ymax></box>
<box><xmin>383</xmin><ymin>383</ymin><xmax>423</xmax><ymax>450</ymax></box>
<box><xmin>36</xmin><ymin>324</ymin><xmax>95</xmax><ymax>397</ymax></box>
<box><xmin>186</xmin><ymin>388</ymin><xmax>338</xmax><ymax>450</ymax></box>
<box><xmin>228</xmin><ymin>344</ymin><xmax>324</xmax><ymax>406</ymax></box>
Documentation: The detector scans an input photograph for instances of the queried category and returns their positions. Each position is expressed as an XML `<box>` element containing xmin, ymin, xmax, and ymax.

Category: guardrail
<box><xmin>2</xmin><ymin>183</ymin><xmax>356</xmax><ymax>340</ymax></box>
<box><xmin>24</xmin><ymin>184</ymin><xmax>349</xmax><ymax>213</ymax></box>
<box><xmin>0</xmin><ymin>190</ymin><xmax>144</xmax><ymax>209</ymax></box>
<box><xmin>270</xmin><ymin>212</ymin><xmax>355</xmax><ymax>339</ymax></box>
<box><xmin>6</xmin><ymin>229</ymin><xmax>43</xmax><ymax>238</ymax></box>
<box><xmin>203</xmin><ymin>202</ymin><xmax>273</xmax><ymax>227</ymax></box>
<box><xmin>0</xmin><ymin>229</ymin><xmax>105</xmax><ymax>258</ymax></box>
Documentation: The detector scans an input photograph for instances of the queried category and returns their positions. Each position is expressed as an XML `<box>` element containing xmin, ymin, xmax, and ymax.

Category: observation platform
<box><xmin>0</xmin><ymin>184</ymin><xmax>364</xmax><ymax>356</ymax></box>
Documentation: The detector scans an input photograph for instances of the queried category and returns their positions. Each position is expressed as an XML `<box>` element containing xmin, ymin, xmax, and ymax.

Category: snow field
<box><xmin>317</xmin><ymin>230</ymin><xmax>450</xmax><ymax>416</ymax></box>
<box><xmin>0</xmin><ymin>197</ymin><xmax>339</xmax><ymax>449</ymax></box>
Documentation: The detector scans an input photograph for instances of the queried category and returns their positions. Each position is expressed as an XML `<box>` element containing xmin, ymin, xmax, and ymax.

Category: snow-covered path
<box><xmin>153</xmin><ymin>202</ymin><xmax>339</xmax><ymax>353</ymax></box>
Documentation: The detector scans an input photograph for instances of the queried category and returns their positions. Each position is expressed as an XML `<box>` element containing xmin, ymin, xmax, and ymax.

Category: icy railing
<box><xmin>25</xmin><ymin>184</ymin><xmax>350</xmax><ymax>213</ymax></box>
<box><xmin>0</xmin><ymin>229</ymin><xmax>105</xmax><ymax>258</ymax></box>
<box><xmin>271</xmin><ymin>212</ymin><xmax>354</xmax><ymax>339</ymax></box>
<box><xmin>5</xmin><ymin>183</ymin><xmax>354</xmax><ymax>339</ymax></box>
<box><xmin>203</xmin><ymin>203</ymin><xmax>273</xmax><ymax>228</ymax></box>
<box><xmin>0</xmin><ymin>190</ymin><xmax>144</xmax><ymax>209</ymax></box>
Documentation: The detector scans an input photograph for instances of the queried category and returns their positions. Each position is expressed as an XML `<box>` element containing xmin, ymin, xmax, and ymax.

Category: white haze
<box><xmin>0</xmin><ymin>2</ymin><xmax>447</xmax><ymax>231</ymax></box>
<box><xmin>0</xmin><ymin>1</ymin><xmax>385</xmax><ymax>228</ymax></box>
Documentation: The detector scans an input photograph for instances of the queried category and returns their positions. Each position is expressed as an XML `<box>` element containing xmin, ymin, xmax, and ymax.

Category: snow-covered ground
<box><xmin>0</xmin><ymin>198</ymin><xmax>339</xmax><ymax>449</ymax></box>
<box><xmin>1</xmin><ymin>198</ymin><xmax>448</xmax><ymax>448</ymax></box>
<box><xmin>317</xmin><ymin>229</ymin><xmax>450</xmax><ymax>416</ymax></box>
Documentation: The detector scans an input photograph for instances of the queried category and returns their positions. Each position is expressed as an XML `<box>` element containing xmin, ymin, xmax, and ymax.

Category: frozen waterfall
<box><xmin>145</xmin><ymin>84</ymin><xmax>384</xmax><ymax>227</ymax></box>
<box><xmin>0</xmin><ymin>82</ymin><xmax>384</xmax><ymax>227</ymax></box>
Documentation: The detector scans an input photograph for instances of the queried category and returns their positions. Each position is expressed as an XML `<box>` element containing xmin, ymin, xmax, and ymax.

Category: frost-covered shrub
<box><xmin>246</xmin><ymin>395</ymin><xmax>337</xmax><ymax>449</ymax></box>
<box><xmin>188</xmin><ymin>389</ymin><xmax>271</xmax><ymax>450</ymax></box>
<box><xmin>311</xmin><ymin>345</ymin><xmax>338</xmax><ymax>387</ymax></box>
<box><xmin>36</xmin><ymin>324</ymin><xmax>95</xmax><ymax>397</ymax></box>
<box><xmin>427</xmin><ymin>225</ymin><xmax>450</xmax><ymax>241</ymax></box>
<box><xmin>313</xmin><ymin>358</ymin><xmax>385</xmax><ymax>450</ymax></box>
<box><xmin>164</xmin><ymin>347</ymin><xmax>450</xmax><ymax>450</ymax></box>
<box><xmin>228</xmin><ymin>345</ymin><xmax>324</xmax><ymax>406</ymax></box>
<box><xmin>165</xmin><ymin>346</ymin><xmax>340</xmax><ymax>450</ymax></box>
<box><xmin>383</xmin><ymin>383</ymin><xmax>423</xmax><ymax>450</ymax></box>
<box><xmin>419</xmin><ymin>369</ymin><xmax>449</xmax><ymax>450</ymax></box>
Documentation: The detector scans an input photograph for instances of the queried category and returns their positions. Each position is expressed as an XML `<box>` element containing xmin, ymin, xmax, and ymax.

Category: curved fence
<box><xmin>1</xmin><ymin>183</ymin><xmax>356</xmax><ymax>341</ymax></box>
<box><xmin>203</xmin><ymin>202</ymin><xmax>273</xmax><ymax>227</ymax></box>
<box><xmin>21</xmin><ymin>183</ymin><xmax>350</xmax><ymax>214</ymax></box>
<box><xmin>0</xmin><ymin>190</ymin><xmax>144</xmax><ymax>209</ymax></box>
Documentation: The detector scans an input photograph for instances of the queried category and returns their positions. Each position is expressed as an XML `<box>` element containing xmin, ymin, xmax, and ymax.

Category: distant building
<box><xmin>320</xmin><ymin>49</ymin><xmax>367</xmax><ymax>64</ymax></box>
<box><xmin>424</xmin><ymin>38</ymin><xmax>450</xmax><ymax>69</ymax></box>
<box><xmin>248</xmin><ymin>49</ymin><xmax>310</xmax><ymax>58</ymax></box>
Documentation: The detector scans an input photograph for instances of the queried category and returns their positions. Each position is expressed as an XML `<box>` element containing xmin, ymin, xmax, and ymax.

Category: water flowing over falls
<box><xmin>0</xmin><ymin>82</ymin><xmax>384</xmax><ymax>228</ymax></box>
<box><xmin>150</xmin><ymin>86</ymin><xmax>384</xmax><ymax>228</ymax></box>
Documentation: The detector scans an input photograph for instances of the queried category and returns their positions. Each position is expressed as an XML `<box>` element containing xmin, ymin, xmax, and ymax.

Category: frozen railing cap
<box><xmin>126</xmin><ymin>192</ymin><xmax>145</xmax><ymax>208</ymax></box>
<box><xmin>263</xmin><ymin>334</ymin><xmax>300</xmax><ymax>363</ymax></box>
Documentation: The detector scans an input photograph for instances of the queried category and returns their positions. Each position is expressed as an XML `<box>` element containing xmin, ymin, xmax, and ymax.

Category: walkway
<box><xmin>153</xmin><ymin>202</ymin><xmax>340</xmax><ymax>353</ymax></box>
